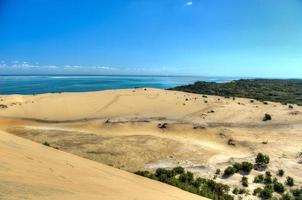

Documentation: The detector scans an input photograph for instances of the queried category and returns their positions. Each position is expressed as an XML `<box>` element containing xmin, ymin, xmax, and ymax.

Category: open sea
<box><xmin>0</xmin><ymin>75</ymin><xmax>238</xmax><ymax>95</ymax></box>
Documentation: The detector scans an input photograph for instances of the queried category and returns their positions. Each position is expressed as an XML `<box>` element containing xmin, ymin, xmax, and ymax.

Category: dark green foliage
<box><xmin>169</xmin><ymin>79</ymin><xmax>302</xmax><ymax>106</ymax></box>
<box><xmin>253</xmin><ymin>187</ymin><xmax>262</xmax><ymax>196</ymax></box>
<box><xmin>215</xmin><ymin>169</ymin><xmax>221</xmax><ymax>175</ymax></box>
<box><xmin>232</xmin><ymin>188</ymin><xmax>239</xmax><ymax>195</ymax></box>
<box><xmin>238</xmin><ymin>188</ymin><xmax>248</xmax><ymax>195</ymax></box>
<box><xmin>172</xmin><ymin>166</ymin><xmax>185</xmax><ymax>175</ymax></box>
<box><xmin>255</xmin><ymin>153</ymin><xmax>270</xmax><ymax>170</ymax></box>
<box><xmin>179</xmin><ymin>172</ymin><xmax>194</xmax><ymax>184</ymax></box>
<box><xmin>278</xmin><ymin>169</ymin><xmax>285</xmax><ymax>177</ymax></box>
<box><xmin>260</xmin><ymin>186</ymin><xmax>273</xmax><ymax>199</ymax></box>
<box><xmin>223</xmin><ymin>166</ymin><xmax>236</xmax><ymax>177</ymax></box>
<box><xmin>241</xmin><ymin>176</ymin><xmax>248</xmax><ymax>187</ymax></box>
<box><xmin>135</xmin><ymin>167</ymin><xmax>234</xmax><ymax>200</ymax></box>
<box><xmin>292</xmin><ymin>189</ymin><xmax>302</xmax><ymax>197</ymax></box>
<box><xmin>263</xmin><ymin>113</ymin><xmax>272</xmax><ymax>121</ymax></box>
<box><xmin>254</xmin><ymin>174</ymin><xmax>264</xmax><ymax>183</ymax></box>
<box><xmin>241</xmin><ymin>162</ymin><xmax>253</xmax><ymax>174</ymax></box>
<box><xmin>274</xmin><ymin>182</ymin><xmax>285</xmax><ymax>193</ymax></box>
<box><xmin>264</xmin><ymin>175</ymin><xmax>272</xmax><ymax>185</ymax></box>
<box><xmin>286</xmin><ymin>176</ymin><xmax>294</xmax><ymax>187</ymax></box>
<box><xmin>232</xmin><ymin>162</ymin><xmax>241</xmax><ymax>172</ymax></box>
<box><xmin>265</xmin><ymin>171</ymin><xmax>272</xmax><ymax>177</ymax></box>
<box><xmin>281</xmin><ymin>193</ymin><xmax>293</xmax><ymax>200</ymax></box>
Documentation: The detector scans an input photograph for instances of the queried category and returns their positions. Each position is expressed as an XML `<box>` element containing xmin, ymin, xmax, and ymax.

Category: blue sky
<box><xmin>0</xmin><ymin>0</ymin><xmax>302</xmax><ymax>77</ymax></box>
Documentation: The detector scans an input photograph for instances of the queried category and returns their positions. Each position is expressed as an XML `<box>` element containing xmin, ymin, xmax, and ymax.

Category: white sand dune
<box><xmin>1</xmin><ymin>88</ymin><xmax>302</xmax><ymax>199</ymax></box>
<box><xmin>0</xmin><ymin>130</ymin><xmax>206</xmax><ymax>200</ymax></box>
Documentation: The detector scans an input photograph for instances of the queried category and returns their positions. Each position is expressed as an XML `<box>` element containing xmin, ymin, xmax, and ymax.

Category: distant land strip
<box><xmin>169</xmin><ymin>79</ymin><xmax>302</xmax><ymax>106</ymax></box>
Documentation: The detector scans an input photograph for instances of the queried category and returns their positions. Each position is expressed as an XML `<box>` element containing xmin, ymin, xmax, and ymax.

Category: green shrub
<box><xmin>286</xmin><ymin>176</ymin><xmax>294</xmax><ymax>187</ymax></box>
<box><xmin>260</xmin><ymin>187</ymin><xmax>273</xmax><ymax>199</ymax></box>
<box><xmin>241</xmin><ymin>176</ymin><xmax>248</xmax><ymax>187</ymax></box>
<box><xmin>232</xmin><ymin>188</ymin><xmax>239</xmax><ymax>195</ymax></box>
<box><xmin>274</xmin><ymin>182</ymin><xmax>285</xmax><ymax>193</ymax></box>
<box><xmin>172</xmin><ymin>166</ymin><xmax>185</xmax><ymax>175</ymax></box>
<box><xmin>192</xmin><ymin>177</ymin><xmax>205</xmax><ymax>188</ymax></box>
<box><xmin>263</xmin><ymin>113</ymin><xmax>272</xmax><ymax>121</ymax></box>
<box><xmin>265</xmin><ymin>171</ymin><xmax>272</xmax><ymax>177</ymax></box>
<box><xmin>223</xmin><ymin>166</ymin><xmax>236</xmax><ymax>177</ymax></box>
<box><xmin>215</xmin><ymin>169</ymin><xmax>221</xmax><ymax>175</ymax></box>
<box><xmin>254</xmin><ymin>174</ymin><xmax>264</xmax><ymax>183</ymax></box>
<box><xmin>264</xmin><ymin>175</ymin><xmax>272</xmax><ymax>185</ymax></box>
<box><xmin>281</xmin><ymin>193</ymin><xmax>293</xmax><ymax>200</ymax></box>
<box><xmin>253</xmin><ymin>187</ymin><xmax>262</xmax><ymax>196</ymax></box>
<box><xmin>241</xmin><ymin>162</ymin><xmax>253</xmax><ymax>173</ymax></box>
<box><xmin>179</xmin><ymin>172</ymin><xmax>194</xmax><ymax>184</ymax></box>
<box><xmin>278</xmin><ymin>169</ymin><xmax>285</xmax><ymax>177</ymax></box>
<box><xmin>232</xmin><ymin>162</ymin><xmax>242</xmax><ymax>172</ymax></box>
<box><xmin>135</xmin><ymin>167</ymin><xmax>234</xmax><ymax>200</ymax></box>
<box><xmin>292</xmin><ymin>189</ymin><xmax>302</xmax><ymax>197</ymax></box>
<box><xmin>255</xmin><ymin>153</ymin><xmax>270</xmax><ymax>170</ymax></box>
<box><xmin>238</xmin><ymin>188</ymin><xmax>248</xmax><ymax>195</ymax></box>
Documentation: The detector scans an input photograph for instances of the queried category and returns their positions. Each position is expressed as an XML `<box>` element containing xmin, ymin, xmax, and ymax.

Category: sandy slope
<box><xmin>0</xmin><ymin>130</ymin><xmax>206</xmax><ymax>200</ymax></box>
<box><xmin>1</xmin><ymin>88</ymin><xmax>302</xmax><ymax>199</ymax></box>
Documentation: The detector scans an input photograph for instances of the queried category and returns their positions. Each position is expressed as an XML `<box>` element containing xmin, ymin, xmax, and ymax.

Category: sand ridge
<box><xmin>1</xmin><ymin>88</ymin><xmax>302</xmax><ymax>199</ymax></box>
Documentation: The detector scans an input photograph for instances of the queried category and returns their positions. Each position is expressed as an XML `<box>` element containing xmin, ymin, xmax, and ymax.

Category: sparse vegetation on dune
<box><xmin>136</xmin><ymin>166</ymin><xmax>234</xmax><ymax>200</ymax></box>
<box><xmin>169</xmin><ymin>79</ymin><xmax>302</xmax><ymax>105</ymax></box>
<box><xmin>137</xmin><ymin>153</ymin><xmax>302</xmax><ymax>200</ymax></box>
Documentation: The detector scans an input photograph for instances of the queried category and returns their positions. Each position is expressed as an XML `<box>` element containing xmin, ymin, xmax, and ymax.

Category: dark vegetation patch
<box><xmin>169</xmin><ymin>79</ymin><xmax>302</xmax><ymax>106</ymax></box>
<box><xmin>135</xmin><ymin>166</ymin><xmax>234</xmax><ymax>200</ymax></box>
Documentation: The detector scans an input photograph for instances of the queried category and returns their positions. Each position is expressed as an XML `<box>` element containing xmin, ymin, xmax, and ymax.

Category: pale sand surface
<box><xmin>0</xmin><ymin>130</ymin><xmax>205</xmax><ymax>200</ymax></box>
<box><xmin>1</xmin><ymin>88</ymin><xmax>302</xmax><ymax>199</ymax></box>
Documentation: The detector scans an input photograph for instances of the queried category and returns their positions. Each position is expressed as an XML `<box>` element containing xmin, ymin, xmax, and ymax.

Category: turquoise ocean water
<box><xmin>0</xmin><ymin>75</ymin><xmax>238</xmax><ymax>95</ymax></box>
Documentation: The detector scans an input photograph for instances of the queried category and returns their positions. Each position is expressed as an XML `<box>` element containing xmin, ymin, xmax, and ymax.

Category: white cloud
<box><xmin>185</xmin><ymin>1</ymin><xmax>193</xmax><ymax>6</ymax></box>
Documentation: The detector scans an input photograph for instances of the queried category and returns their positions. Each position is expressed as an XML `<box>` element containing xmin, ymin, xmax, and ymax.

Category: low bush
<box><xmin>281</xmin><ymin>193</ymin><xmax>293</xmax><ymax>200</ymax></box>
<box><xmin>172</xmin><ymin>166</ymin><xmax>185</xmax><ymax>175</ymax></box>
<box><xmin>223</xmin><ymin>166</ymin><xmax>236</xmax><ymax>177</ymax></box>
<box><xmin>278</xmin><ymin>169</ymin><xmax>285</xmax><ymax>177</ymax></box>
<box><xmin>264</xmin><ymin>175</ymin><xmax>272</xmax><ymax>185</ymax></box>
<box><xmin>232</xmin><ymin>188</ymin><xmax>239</xmax><ymax>195</ymax></box>
<box><xmin>286</xmin><ymin>176</ymin><xmax>294</xmax><ymax>187</ymax></box>
<box><xmin>263</xmin><ymin>113</ymin><xmax>272</xmax><ymax>121</ymax></box>
<box><xmin>241</xmin><ymin>176</ymin><xmax>248</xmax><ymax>187</ymax></box>
<box><xmin>241</xmin><ymin>162</ymin><xmax>253</xmax><ymax>173</ymax></box>
<box><xmin>254</xmin><ymin>174</ymin><xmax>264</xmax><ymax>183</ymax></box>
<box><xmin>292</xmin><ymin>189</ymin><xmax>302</xmax><ymax>197</ymax></box>
<box><xmin>274</xmin><ymin>182</ymin><xmax>285</xmax><ymax>193</ymax></box>
<box><xmin>215</xmin><ymin>169</ymin><xmax>221</xmax><ymax>175</ymax></box>
<box><xmin>260</xmin><ymin>186</ymin><xmax>273</xmax><ymax>199</ymax></box>
<box><xmin>254</xmin><ymin>153</ymin><xmax>270</xmax><ymax>170</ymax></box>
<box><xmin>253</xmin><ymin>187</ymin><xmax>262</xmax><ymax>196</ymax></box>
<box><xmin>135</xmin><ymin>167</ymin><xmax>234</xmax><ymax>200</ymax></box>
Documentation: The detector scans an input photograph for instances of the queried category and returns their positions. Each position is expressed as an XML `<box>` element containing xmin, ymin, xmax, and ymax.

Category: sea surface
<box><xmin>0</xmin><ymin>75</ymin><xmax>238</xmax><ymax>95</ymax></box>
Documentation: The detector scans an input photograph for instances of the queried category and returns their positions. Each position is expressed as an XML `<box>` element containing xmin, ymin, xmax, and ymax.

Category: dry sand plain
<box><xmin>1</xmin><ymin>88</ymin><xmax>302</xmax><ymax>199</ymax></box>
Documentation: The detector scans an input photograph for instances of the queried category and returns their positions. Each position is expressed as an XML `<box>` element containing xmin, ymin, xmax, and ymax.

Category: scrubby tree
<box><xmin>241</xmin><ymin>162</ymin><xmax>253</xmax><ymax>173</ymax></box>
<box><xmin>223</xmin><ymin>166</ymin><xmax>236</xmax><ymax>177</ymax></box>
<box><xmin>278</xmin><ymin>169</ymin><xmax>285</xmax><ymax>177</ymax></box>
<box><xmin>286</xmin><ymin>176</ymin><xmax>294</xmax><ymax>187</ymax></box>
<box><xmin>260</xmin><ymin>186</ymin><xmax>273</xmax><ymax>199</ymax></box>
<box><xmin>263</xmin><ymin>113</ymin><xmax>272</xmax><ymax>121</ymax></box>
<box><xmin>274</xmin><ymin>182</ymin><xmax>285</xmax><ymax>193</ymax></box>
<box><xmin>254</xmin><ymin>174</ymin><xmax>264</xmax><ymax>183</ymax></box>
<box><xmin>281</xmin><ymin>193</ymin><xmax>293</xmax><ymax>200</ymax></box>
<box><xmin>172</xmin><ymin>166</ymin><xmax>185</xmax><ymax>175</ymax></box>
<box><xmin>179</xmin><ymin>171</ymin><xmax>194</xmax><ymax>184</ymax></box>
<box><xmin>253</xmin><ymin>187</ymin><xmax>262</xmax><ymax>196</ymax></box>
<box><xmin>255</xmin><ymin>153</ymin><xmax>270</xmax><ymax>170</ymax></box>
<box><xmin>241</xmin><ymin>176</ymin><xmax>248</xmax><ymax>187</ymax></box>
